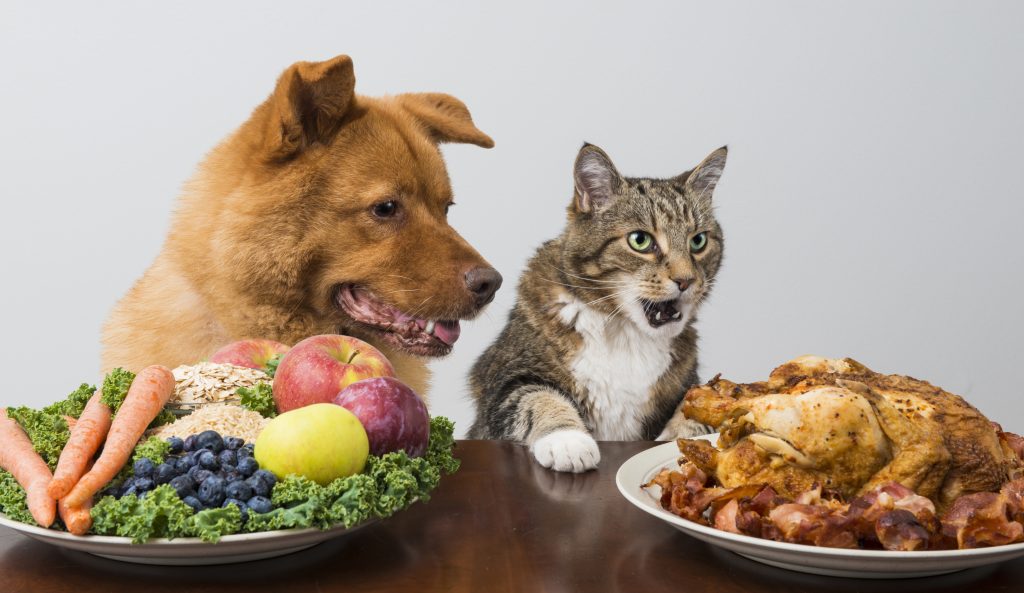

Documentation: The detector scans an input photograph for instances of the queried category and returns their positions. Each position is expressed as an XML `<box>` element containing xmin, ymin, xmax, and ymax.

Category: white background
<box><xmin>1</xmin><ymin>1</ymin><xmax>1021</xmax><ymax>436</ymax></box>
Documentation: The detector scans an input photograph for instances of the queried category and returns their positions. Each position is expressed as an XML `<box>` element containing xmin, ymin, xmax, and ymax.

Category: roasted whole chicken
<box><xmin>678</xmin><ymin>356</ymin><xmax>1022</xmax><ymax>511</ymax></box>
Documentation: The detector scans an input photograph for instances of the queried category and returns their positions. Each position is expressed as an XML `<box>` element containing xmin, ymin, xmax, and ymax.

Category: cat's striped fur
<box><xmin>469</xmin><ymin>143</ymin><xmax>727</xmax><ymax>472</ymax></box>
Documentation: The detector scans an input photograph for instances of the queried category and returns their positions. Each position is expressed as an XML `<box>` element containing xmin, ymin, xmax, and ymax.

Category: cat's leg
<box><xmin>499</xmin><ymin>385</ymin><xmax>600</xmax><ymax>473</ymax></box>
<box><xmin>656</xmin><ymin>399</ymin><xmax>712</xmax><ymax>441</ymax></box>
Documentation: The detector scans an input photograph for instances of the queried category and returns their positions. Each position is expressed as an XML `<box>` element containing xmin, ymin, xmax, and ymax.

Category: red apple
<box><xmin>333</xmin><ymin>377</ymin><xmax>429</xmax><ymax>457</ymax></box>
<box><xmin>210</xmin><ymin>339</ymin><xmax>290</xmax><ymax>370</ymax></box>
<box><xmin>273</xmin><ymin>334</ymin><xmax>395</xmax><ymax>413</ymax></box>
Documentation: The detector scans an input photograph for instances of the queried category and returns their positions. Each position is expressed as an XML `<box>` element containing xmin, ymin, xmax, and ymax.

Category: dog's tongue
<box><xmin>432</xmin><ymin>320</ymin><xmax>461</xmax><ymax>346</ymax></box>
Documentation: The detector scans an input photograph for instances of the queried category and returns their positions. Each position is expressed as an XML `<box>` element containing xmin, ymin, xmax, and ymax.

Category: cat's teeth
<box><xmin>671</xmin><ymin>311</ymin><xmax>682</xmax><ymax>319</ymax></box>
<box><xmin>425</xmin><ymin>320</ymin><xmax>436</xmax><ymax>335</ymax></box>
<box><xmin>655</xmin><ymin>311</ymin><xmax>663</xmax><ymax>321</ymax></box>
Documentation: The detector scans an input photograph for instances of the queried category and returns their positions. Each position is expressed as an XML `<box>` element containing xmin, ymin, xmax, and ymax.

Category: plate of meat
<box><xmin>617</xmin><ymin>356</ymin><xmax>1024</xmax><ymax>579</ymax></box>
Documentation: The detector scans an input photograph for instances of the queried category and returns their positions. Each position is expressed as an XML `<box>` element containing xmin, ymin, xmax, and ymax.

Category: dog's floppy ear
<box><xmin>395</xmin><ymin>93</ymin><xmax>494</xmax><ymax>148</ymax></box>
<box><xmin>264</xmin><ymin>55</ymin><xmax>356</xmax><ymax>158</ymax></box>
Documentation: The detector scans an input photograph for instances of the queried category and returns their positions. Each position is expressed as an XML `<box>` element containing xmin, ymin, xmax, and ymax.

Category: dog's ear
<box><xmin>395</xmin><ymin>93</ymin><xmax>494</xmax><ymax>148</ymax></box>
<box><xmin>264</xmin><ymin>55</ymin><xmax>356</xmax><ymax>158</ymax></box>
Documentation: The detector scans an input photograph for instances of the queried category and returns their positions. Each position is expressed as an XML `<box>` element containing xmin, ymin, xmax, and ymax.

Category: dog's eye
<box><xmin>445</xmin><ymin>202</ymin><xmax>454</xmax><ymax>215</ymax></box>
<box><xmin>372</xmin><ymin>201</ymin><xmax>398</xmax><ymax>218</ymax></box>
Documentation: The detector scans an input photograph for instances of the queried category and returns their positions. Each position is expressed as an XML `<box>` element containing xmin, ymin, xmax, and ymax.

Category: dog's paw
<box><xmin>656</xmin><ymin>417</ymin><xmax>712</xmax><ymax>441</ymax></box>
<box><xmin>531</xmin><ymin>429</ymin><xmax>600</xmax><ymax>473</ymax></box>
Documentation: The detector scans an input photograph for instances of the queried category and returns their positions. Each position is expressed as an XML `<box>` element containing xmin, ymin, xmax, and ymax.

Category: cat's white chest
<box><xmin>557</xmin><ymin>296</ymin><xmax>674</xmax><ymax>439</ymax></box>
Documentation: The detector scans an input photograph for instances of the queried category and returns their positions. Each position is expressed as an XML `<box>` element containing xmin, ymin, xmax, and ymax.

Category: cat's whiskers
<box><xmin>539</xmin><ymin>277</ymin><xmax>631</xmax><ymax>291</ymax></box>
<box><xmin>547</xmin><ymin>264</ymin><xmax>629</xmax><ymax>285</ymax></box>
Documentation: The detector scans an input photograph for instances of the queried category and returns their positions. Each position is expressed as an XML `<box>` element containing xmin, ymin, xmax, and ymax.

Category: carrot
<box><xmin>0</xmin><ymin>408</ymin><xmax>56</xmax><ymax>527</ymax></box>
<box><xmin>58</xmin><ymin>496</ymin><xmax>94</xmax><ymax>535</ymax></box>
<box><xmin>63</xmin><ymin>365</ymin><xmax>175</xmax><ymax>508</ymax></box>
<box><xmin>48</xmin><ymin>392</ymin><xmax>112</xmax><ymax>499</ymax></box>
<box><xmin>64</xmin><ymin>415</ymin><xmax>77</xmax><ymax>431</ymax></box>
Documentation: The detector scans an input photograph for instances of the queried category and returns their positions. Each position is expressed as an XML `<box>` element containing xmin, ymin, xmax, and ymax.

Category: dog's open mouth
<box><xmin>640</xmin><ymin>298</ymin><xmax>684</xmax><ymax>328</ymax></box>
<box><xmin>337</xmin><ymin>285</ymin><xmax>461</xmax><ymax>357</ymax></box>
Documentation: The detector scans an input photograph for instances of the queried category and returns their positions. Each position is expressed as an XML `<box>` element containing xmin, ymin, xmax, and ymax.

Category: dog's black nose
<box><xmin>465</xmin><ymin>267</ymin><xmax>503</xmax><ymax>307</ymax></box>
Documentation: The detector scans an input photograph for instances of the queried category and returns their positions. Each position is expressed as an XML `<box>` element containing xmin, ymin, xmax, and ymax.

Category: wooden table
<box><xmin>2</xmin><ymin>440</ymin><xmax>1023</xmax><ymax>593</ymax></box>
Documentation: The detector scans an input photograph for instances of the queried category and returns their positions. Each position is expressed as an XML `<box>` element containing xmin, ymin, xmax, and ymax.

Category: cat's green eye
<box><xmin>627</xmin><ymin>231</ymin><xmax>656</xmax><ymax>253</ymax></box>
<box><xmin>689</xmin><ymin>232</ymin><xmax>708</xmax><ymax>253</ymax></box>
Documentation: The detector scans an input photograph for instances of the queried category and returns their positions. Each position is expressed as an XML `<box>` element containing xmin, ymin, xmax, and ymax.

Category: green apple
<box><xmin>254</xmin><ymin>403</ymin><xmax>369</xmax><ymax>485</ymax></box>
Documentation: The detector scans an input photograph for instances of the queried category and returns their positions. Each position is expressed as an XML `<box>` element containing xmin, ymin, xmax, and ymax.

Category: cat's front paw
<box><xmin>656</xmin><ymin>416</ymin><xmax>712</xmax><ymax>441</ymax></box>
<box><xmin>531</xmin><ymin>429</ymin><xmax>600</xmax><ymax>473</ymax></box>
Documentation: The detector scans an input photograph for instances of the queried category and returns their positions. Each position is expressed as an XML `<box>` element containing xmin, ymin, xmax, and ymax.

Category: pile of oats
<box><xmin>170</xmin><ymin>362</ymin><xmax>270</xmax><ymax>405</ymax></box>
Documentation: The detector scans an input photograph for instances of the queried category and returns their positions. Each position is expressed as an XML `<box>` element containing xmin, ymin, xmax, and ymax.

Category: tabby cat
<box><xmin>468</xmin><ymin>143</ymin><xmax>727</xmax><ymax>472</ymax></box>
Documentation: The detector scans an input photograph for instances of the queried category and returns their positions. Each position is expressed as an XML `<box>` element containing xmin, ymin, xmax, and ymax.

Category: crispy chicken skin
<box><xmin>681</xmin><ymin>356</ymin><xmax>1017</xmax><ymax>510</ymax></box>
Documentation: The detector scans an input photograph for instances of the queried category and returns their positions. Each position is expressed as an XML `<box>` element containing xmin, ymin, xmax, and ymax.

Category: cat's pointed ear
<box><xmin>682</xmin><ymin>146</ymin><xmax>728</xmax><ymax>199</ymax></box>
<box><xmin>573</xmin><ymin>143</ymin><xmax>622</xmax><ymax>213</ymax></box>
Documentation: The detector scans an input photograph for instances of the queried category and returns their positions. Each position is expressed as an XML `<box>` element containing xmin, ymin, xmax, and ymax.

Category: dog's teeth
<box><xmin>425</xmin><ymin>320</ymin><xmax>436</xmax><ymax>335</ymax></box>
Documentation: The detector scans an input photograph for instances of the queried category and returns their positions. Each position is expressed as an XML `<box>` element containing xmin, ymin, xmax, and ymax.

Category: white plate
<box><xmin>616</xmin><ymin>437</ymin><xmax>1024</xmax><ymax>579</ymax></box>
<box><xmin>0</xmin><ymin>511</ymin><xmax>375</xmax><ymax>565</ymax></box>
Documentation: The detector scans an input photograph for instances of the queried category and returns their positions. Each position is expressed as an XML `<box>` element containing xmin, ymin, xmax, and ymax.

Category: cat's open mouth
<box><xmin>336</xmin><ymin>285</ymin><xmax>461</xmax><ymax>357</ymax></box>
<box><xmin>640</xmin><ymin>298</ymin><xmax>684</xmax><ymax>328</ymax></box>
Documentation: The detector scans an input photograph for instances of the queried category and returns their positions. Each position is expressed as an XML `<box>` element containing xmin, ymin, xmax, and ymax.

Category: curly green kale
<box><xmin>425</xmin><ymin>416</ymin><xmax>460</xmax><ymax>474</ymax></box>
<box><xmin>264</xmin><ymin>354</ymin><xmax>283</xmax><ymax>378</ymax></box>
<box><xmin>5</xmin><ymin>406</ymin><xmax>71</xmax><ymax>469</ymax></box>
<box><xmin>0</xmin><ymin>470</ymin><xmax>33</xmax><ymax>525</ymax></box>
<box><xmin>245</xmin><ymin>498</ymin><xmax>321</xmax><ymax>532</ymax></box>
<box><xmin>42</xmin><ymin>383</ymin><xmax>96</xmax><ymax>418</ymax></box>
<box><xmin>5</xmin><ymin>382</ymin><xmax>108</xmax><ymax>469</ymax></box>
<box><xmin>100</xmin><ymin>367</ymin><xmax>136</xmax><ymax>413</ymax></box>
<box><xmin>91</xmin><ymin>485</ymin><xmax>194</xmax><ymax>543</ymax></box>
<box><xmin>188</xmin><ymin>505</ymin><xmax>243</xmax><ymax>543</ymax></box>
<box><xmin>237</xmin><ymin>382</ymin><xmax>277</xmax><ymax>418</ymax></box>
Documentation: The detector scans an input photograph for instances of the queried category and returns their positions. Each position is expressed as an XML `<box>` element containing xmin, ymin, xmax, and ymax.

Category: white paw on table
<box><xmin>531</xmin><ymin>429</ymin><xmax>600</xmax><ymax>472</ymax></box>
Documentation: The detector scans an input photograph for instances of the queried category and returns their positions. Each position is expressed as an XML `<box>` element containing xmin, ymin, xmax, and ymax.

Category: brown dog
<box><xmin>102</xmin><ymin>55</ymin><xmax>502</xmax><ymax>399</ymax></box>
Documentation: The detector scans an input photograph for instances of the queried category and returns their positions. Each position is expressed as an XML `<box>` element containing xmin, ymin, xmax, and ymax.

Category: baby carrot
<box><xmin>63</xmin><ymin>365</ymin><xmax>175</xmax><ymax>508</ymax></box>
<box><xmin>58</xmin><ymin>458</ymin><xmax>95</xmax><ymax>536</ymax></box>
<box><xmin>58</xmin><ymin>496</ymin><xmax>94</xmax><ymax>536</ymax></box>
<box><xmin>0</xmin><ymin>408</ymin><xmax>56</xmax><ymax>527</ymax></box>
<box><xmin>48</xmin><ymin>392</ymin><xmax>112</xmax><ymax>499</ymax></box>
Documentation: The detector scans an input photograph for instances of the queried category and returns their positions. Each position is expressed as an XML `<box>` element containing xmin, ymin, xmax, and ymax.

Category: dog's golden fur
<box><xmin>102</xmin><ymin>55</ymin><xmax>498</xmax><ymax>399</ymax></box>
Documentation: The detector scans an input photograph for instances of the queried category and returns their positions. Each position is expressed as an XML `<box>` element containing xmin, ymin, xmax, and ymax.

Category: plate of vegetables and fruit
<box><xmin>0</xmin><ymin>340</ymin><xmax>460</xmax><ymax>565</ymax></box>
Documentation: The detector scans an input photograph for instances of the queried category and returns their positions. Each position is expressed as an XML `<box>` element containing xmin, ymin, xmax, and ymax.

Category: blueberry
<box><xmin>247</xmin><ymin>496</ymin><xmax>273</xmax><ymax>514</ymax></box>
<box><xmin>199</xmin><ymin>451</ymin><xmax>220</xmax><ymax>471</ymax></box>
<box><xmin>223</xmin><ymin>498</ymin><xmax>249</xmax><ymax>521</ymax></box>
<box><xmin>183</xmin><ymin>434</ymin><xmax>198</xmax><ymax>452</ymax></box>
<box><xmin>134</xmin><ymin>477</ymin><xmax>155</xmax><ymax>492</ymax></box>
<box><xmin>245</xmin><ymin>475</ymin><xmax>271</xmax><ymax>498</ymax></box>
<box><xmin>224</xmin><ymin>437</ymin><xmax>244</xmax><ymax>450</ymax></box>
<box><xmin>174</xmin><ymin>455</ymin><xmax>192</xmax><ymax>474</ymax></box>
<box><xmin>223</xmin><ymin>471</ymin><xmax>243</xmax><ymax>483</ymax></box>
<box><xmin>100</xmin><ymin>487</ymin><xmax>120</xmax><ymax>498</ymax></box>
<box><xmin>122</xmin><ymin>485</ymin><xmax>140</xmax><ymax>498</ymax></box>
<box><xmin>238</xmin><ymin>444</ymin><xmax>255</xmax><ymax>459</ymax></box>
<box><xmin>220</xmin><ymin>463</ymin><xmax>236</xmax><ymax>475</ymax></box>
<box><xmin>236</xmin><ymin>457</ymin><xmax>259</xmax><ymax>478</ymax></box>
<box><xmin>218</xmin><ymin>449</ymin><xmax>237</xmax><ymax>466</ymax></box>
<box><xmin>189</xmin><ymin>448</ymin><xmax>211</xmax><ymax>466</ymax></box>
<box><xmin>253</xmin><ymin>469</ymin><xmax>277</xmax><ymax>488</ymax></box>
<box><xmin>198</xmin><ymin>476</ymin><xmax>227</xmax><ymax>507</ymax></box>
<box><xmin>166</xmin><ymin>436</ymin><xmax>185</xmax><ymax>454</ymax></box>
<box><xmin>182</xmin><ymin>495</ymin><xmax>203</xmax><ymax>512</ymax></box>
<box><xmin>133</xmin><ymin>458</ymin><xmax>156</xmax><ymax>478</ymax></box>
<box><xmin>188</xmin><ymin>466</ymin><xmax>213</xmax><ymax>485</ymax></box>
<box><xmin>195</xmin><ymin>430</ymin><xmax>225</xmax><ymax>454</ymax></box>
<box><xmin>225</xmin><ymin>480</ymin><xmax>253</xmax><ymax>501</ymax></box>
<box><xmin>155</xmin><ymin>463</ymin><xmax>176</xmax><ymax>485</ymax></box>
<box><xmin>169</xmin><ymin>475</ymin><xmax>195</xmax><ymax>498</ymax></box>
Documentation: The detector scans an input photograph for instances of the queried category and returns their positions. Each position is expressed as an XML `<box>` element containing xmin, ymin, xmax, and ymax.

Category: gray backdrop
<box><xmin>2</xmin><ymin>1</ymin><xmax>1021</xmax><ymax>437</ymax></box>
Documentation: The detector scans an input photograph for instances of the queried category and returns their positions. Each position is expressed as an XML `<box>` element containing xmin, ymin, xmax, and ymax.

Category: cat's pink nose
<box><xmin>675</xmin><ymin>278</ymin><xmax>692</xmax><ymax>292</ymax></box>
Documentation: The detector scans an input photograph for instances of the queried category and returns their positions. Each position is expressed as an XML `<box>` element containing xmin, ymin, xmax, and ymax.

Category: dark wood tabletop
<box><xmin>2</xmin><ymin>440</ymin><xmax>1023</xmax><ymax>593</ymax></box>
